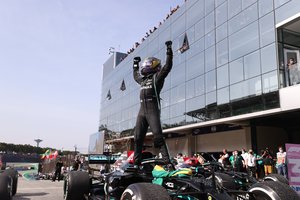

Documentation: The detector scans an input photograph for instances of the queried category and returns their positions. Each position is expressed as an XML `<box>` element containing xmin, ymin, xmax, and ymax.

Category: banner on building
<box><xmin>286</xmin><ymin>143</ymin><xmax>300</xmax><ymax>195</ymax></box>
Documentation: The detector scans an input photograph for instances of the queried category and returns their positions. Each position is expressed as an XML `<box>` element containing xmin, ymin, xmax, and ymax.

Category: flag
<box><xmin>41</xmin><ymin>149</ymin><xmax>50</xmax><ymax>159</ymax></box>
<box><xmin>41</xmin><ymin>149</ymin><xmax>58</xmax><ymax>160</ymax></box>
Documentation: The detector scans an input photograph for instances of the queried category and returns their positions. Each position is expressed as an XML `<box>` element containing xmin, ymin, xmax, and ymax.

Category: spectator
<box><xmin>276</xmin><ymin>146</ymin><xmax>287</xmax><ymax>178</ymax></box>
<box><xmin>287</xmin><ymin>58</ymin><xmax>299</xmax><ymax>86</ymax></box>
<box><xmin>256</xmin><ymin>150</ymin><xmax>265</xmax><ymax>179</ymax></box>
<box><xmin>218</xmin><ymin>153</ymin><xmax>224</xmax><ymax>166</ymax></box>
<box><xmin>246</xmin><ymin>149</ymin><xmax>256</xmax><ymax>178</ymax></box>
<box><xmin>222</xmin><ymin>149</ymin><xmax>230</xmax><ymax>167</ymax></box>
<box><xmin>229</xmin><ymin>150</ymin><xmax>244</xmax><ymax>172</ymax></box>
<box><xmin>241</xmin><ymin>148</ymin><xmax>249</xmax><ymax>172</ymax></box>
<box><xmin>72</xmin><ymin>156</ymin><xmax>81</xmax><ymax>171</ymax></box>
<box><xmin>263</xmin><ymin>149</ymin><xmax>273</xmax><ymax>175</ymax></box>
<box><xmin>196</xmin><ymin>154</ymin><xmax>205</xmax><ymax>165</ymax></box>
<box><xmin>52</xmin><ymin>157</ymin><xmax>63</xmax><ymax>182</ymax></box>
<box><xmin>175</xmin><ymin>153</ymin><xmax>184</xmax><ymax>167</ymax></box>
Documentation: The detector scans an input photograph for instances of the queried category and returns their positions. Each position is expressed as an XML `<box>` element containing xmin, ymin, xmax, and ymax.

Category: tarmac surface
<box><xmin>14</xmin><ymin>177</ymin><xmax>64</xmax><ymax>200</ymax></box>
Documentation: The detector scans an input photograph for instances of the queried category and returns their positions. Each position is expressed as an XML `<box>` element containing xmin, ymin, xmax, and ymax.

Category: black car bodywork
<box><xmin>63</xmin><ymin>152</ymin><xmax>299</xmax><ymax>200</ymax></box>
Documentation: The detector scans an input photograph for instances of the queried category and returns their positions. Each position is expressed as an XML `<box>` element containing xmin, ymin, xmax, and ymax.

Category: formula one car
<box><xmin>182</xmin><ymin>152</ymin><xmax>290</xmax><ymax>191</ymax></box>
<box><xmin>0</xmin><ymin>168</ymin><xmax>19</xmax><ymax>200</ymax></box>
<box><xmin>63</xmin><ymin>151</ymin><xmax>299</xmax><ymax>200</ymax></box>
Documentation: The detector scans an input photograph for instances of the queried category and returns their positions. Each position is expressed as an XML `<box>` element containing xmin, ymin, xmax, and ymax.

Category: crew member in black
<box><xmin>133</xmin><ymin>41</ymin><xmax>173</xmax><ymax>166</ymax></box>
<box><xmin>52</xmin><ymin>157</ymin><xmax>63</xmax><ymax>182</ymax></box>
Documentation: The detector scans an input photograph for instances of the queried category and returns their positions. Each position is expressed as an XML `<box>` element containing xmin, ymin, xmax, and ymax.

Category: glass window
<box><xmin>217</xmin><ymin>87</ymin><xmax>230</xmax><ymax>105</ymax></box>
<box><xmin>194</xmin><ymin>19</ymin><xmax>205</xmax><ymax>41</ymax></box>
<box><xmin>228</xmin><ymin>0</ymin><xmax>242</xmax><ymax>19</ymax></box>
<box><xmin>229</xmin><ymin>58</ymin><xmax>244</xmax><ymax>84</ymax></box>
<box><xmin>216</xmin><ymin>1</ymin><xmax>228</xmax><ymax>27</ymax></box>
<box><xmin>216</xmin><ymin>38</ymin><xmax>228</xmax><ymax>67</ymax></box>
<box><xmin>205</xmin><ymin>70</ymin><xmax>216</xmax><ymax>93</ymax></box>
<box><xmin>206</xmin><ymin>91</ymin><xmax>217</xmax><ymax>106</ymax></box>
<box><xmin>187</xmin><ymin>0</ymin><xmax>205</xmax><ymax>28</ymax></box>
<box><xmin>259</xmin><ymin>12</ymin><xmax>275</xmax><ymax>47</ymax></box>
<box><xmin>258</xmin><ymin>0</ymin><xmax>273</xmax><ymax>17</ymax></box>
<box><xmin>274</xmin><ymin>0</ymin><xmax>290</xmax><ymax>8</ymax></box>
<box><xmin>205</xmin><ymin>0</ymin><xmax>215</xmax><ymax>15</ymax></box>
<box><xmin>186</xmin><ymin>52</ymin><xmax>205</xmax><ymax>80</ymax></box>
<box><xmin>216</xmin><ymin>22</ymin><xmax>228</xmax><ymax>42</ymax></box>
<box><xmin>172</xmin><ymin>14</ymin><xmax>185</xmax><ymax>39</ymax></box>
<box><xmin>228</xmin><ymin>3</ymin><xmax>258</xmax><ymax>35</ymax></box>
<box><xmin>263</xmin><ymin>70</ymin><xmax>279</xmax><ymax>93</ymax></box>
<box><xmin>187</xmin><ymin>26</ymin><xmax>195</xmax><ymax>45</ymax></box>
<box><xmin>186</xmin><ymin>37</ymin><xmax>205</xmax><ymax>59</ymax></box>
<box><xmin>173</xmin><ymin>50</ymin><xmax>186</xmax><ymax>67</ymax></box>
<box><xmin>161</xmin><ymin>106</ymin><xmax>169</xmax><ymax>120</ymax></box>
<box><xmin>246</xmin><ymin>76</ymin><xmax>262</xmax><ymax>97</ymax></box>
<box><xmin>169</xmin><ymin>115</ymin><xmax>186</xmax><ymax>126</ymax></box>
<box><xmin>230</xmin><ymin>81</ymin><xmax>244</xmax><ymax>100</ymax></box>
<box><xmin>195</xmin><ymin>75</ymin><xmax>205</xmax><ymax>96</ymax></box>
<box><xmin>205</xmin><ymin>11</ymin><xmax>215</xmax><ymax>35</ymax></box>
<box><xmin>171</xmin><ymin>64</ymin><xmax>186</xmax><ymax>87</ymax></box>
<box><xmin>161</xmin><ymin>90</ymin><xmax>170</xmax><ymax>108</ymax></box>
<box><xmin>261</xmin><ymin>43</ymin><xmax>277</xmax><ymax>73</ymax></box>
<box><xmin>170</xmin><ymin>84</ymin><xmax>186</xmax><ymax>105</ymax></box>
<box><xmin>242</xmin><ymin>0</ymin><xmax>256</xmax><ymax>10</ymax></box>
<box><xmin>186</xmin><ymin>95</ymin><xmax>205</xmax><ymax>112</ymax></box>
<box><xmin>186</xmin><ymin>79</ymin><xmax>195</xmax><ymax>99</ymax></box>
<box><xmin>217</xmin><ymin>64</ymin><xmax>229</xmax><ymax>89</ymax></box>
<box><xmin>205</xmin><ymin>45</ymin><xmax>216</xmax><ymax>72</ymax></box>
<box><xmin>230</xmin><ymin>77</ymin><xmax>261</xmax><ymax>100</ymax></box>
<box><xmin>229</xmin><ymin>21</ymin><xmax>259</xmax><ymax>61</ymax></box>
<box><xmin>147</xmin><ymin>37</ymin><xmax>159</xmax><ymax>56</ymax></box>
<box><xmin>170</xmin><ymin>101</ymin><xmax>186</xmax><ymax>118</ymax></box>
<box><xmin>216</xmin><ymin>0</ymin><xmax>226</xmax><ymax>7</ymax></box>
<box><xmin>205</xmin><ymin>30</ymin><xmax>215</xmax><ymax>49</ymax></box>
<box><xmin>163</xmin><ymin>75</ymin><xmax>171</xmax><ymax>91</ymax></box>
<box><xmin>244</xmin><ymin>50</ymin><xmax>261</xmax><ymax>79</ymax></box>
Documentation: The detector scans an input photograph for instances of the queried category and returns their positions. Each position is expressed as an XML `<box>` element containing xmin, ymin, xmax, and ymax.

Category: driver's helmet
<box><xmin>141</xmin><ymin>57</ymin><xmax>161</xmax><ymax>76</ymax></box>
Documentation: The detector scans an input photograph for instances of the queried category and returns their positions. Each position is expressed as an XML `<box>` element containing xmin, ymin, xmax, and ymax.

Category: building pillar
<box><xmin>188</xmin><ymin>134</ymin><xmax>196</xmax><ymax>156</ymax></box>
<box><xmin>250</xmin><ymin>120</ymin><xmax>258</xmax><ymax>153</ymax></box>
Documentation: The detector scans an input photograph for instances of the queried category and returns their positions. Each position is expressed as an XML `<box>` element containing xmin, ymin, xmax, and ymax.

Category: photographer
<box><xmin>262</xmin><ymin>148</ymin><xmax>273</xmax><ymax>176</ymax></box>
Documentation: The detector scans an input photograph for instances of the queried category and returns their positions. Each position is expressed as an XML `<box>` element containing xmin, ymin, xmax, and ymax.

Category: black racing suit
<box><xmin>133</xmin><ymin>50</ymin><xmax>173</xmax><ymax>166</ymax></box>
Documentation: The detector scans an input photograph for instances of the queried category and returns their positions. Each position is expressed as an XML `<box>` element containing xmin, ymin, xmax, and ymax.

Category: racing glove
<box><xmin>165</xmin><ymin>41</ymin><xmax>173</xmax><ymax>56</ymax></box>
<box><xmin>133</xmin><ymin>56</ymin><xmax>141</xmax><ymax>69</ymax></box>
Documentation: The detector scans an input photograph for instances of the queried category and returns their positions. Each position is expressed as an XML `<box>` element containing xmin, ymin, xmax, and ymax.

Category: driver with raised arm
<box><xmin>132</xmin><ymin>41</ymin><xmax>173</xmax><ymax>168</ymax></box>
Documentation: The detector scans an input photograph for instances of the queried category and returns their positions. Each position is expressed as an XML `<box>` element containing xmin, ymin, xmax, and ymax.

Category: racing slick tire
<box><xmin>249</xmin><ymin>181</ymin><xmax>299</xmax><ymax>200</ymax></box>
<box><xmin>2</xmin><ymin>168</ymin><xmax>18</xmax><ymax>195</ymax></box>
<box><xmin>120</xmin><ymin>183</ymin><xmax>170</xmax><ymax>200</ymax></box>
<box><xmin>213</xmin><ymin>172</ymin><xmax>238</xmax><ymax>190</ymax></box>
<box><xmin>0</xmin><ymin>174</ymin><xmax>12</xmax><ymax>200</ymax></box>
<box><xmin>263</xmin><ymin>173</ymin><xmax>289</xmax><ymax>185</ymax></box>
<box><xmin>63</xmin><ymin>171</ymin><xmax>90</xmax><ymax>200</ymax></box>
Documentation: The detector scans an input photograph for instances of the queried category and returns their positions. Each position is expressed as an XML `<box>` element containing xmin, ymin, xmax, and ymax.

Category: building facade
<box><xmin>99</xmin><ymin>0</ymin><xmax>300</xmax><ymax>156</ymax></box>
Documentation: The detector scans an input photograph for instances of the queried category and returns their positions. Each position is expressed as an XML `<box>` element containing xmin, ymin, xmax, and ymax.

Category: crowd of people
<box><xmin>123</xmin><ymin>4</ymin><xmax>180</xmax><ymax>57</ymax></box>
<box><xmin>174</xmin><ymin>146</ymin><xmax>288</xmax><ymax>180</ymax></box>
<box><xmin>51</xmin><ymin>155</ymin><xmax>84</xmax><ymax>182</ymax></box>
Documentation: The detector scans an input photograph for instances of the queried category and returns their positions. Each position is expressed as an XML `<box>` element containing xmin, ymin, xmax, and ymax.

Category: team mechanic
<box><xmin>132</xmin><ymin>40</ymin><xmax>173</xmax><ymax>167</ymax></box>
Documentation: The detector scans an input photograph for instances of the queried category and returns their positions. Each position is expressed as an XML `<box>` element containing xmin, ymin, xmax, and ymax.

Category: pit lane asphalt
<box><xmin>14</xmin><ymin>177</ymin><xmax>63</xmax><ymax>200</ymax></box>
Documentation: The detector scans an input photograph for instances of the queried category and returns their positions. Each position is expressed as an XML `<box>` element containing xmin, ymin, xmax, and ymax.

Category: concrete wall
<box><xmin>165</xmin><ymin>136</ymin><xmax>191</xmax><ymax>157</ymax></box>
<box><xmin>194</xmin><ymin>129</ymin><xmax>251</xmax><ymax>153</ymax></box>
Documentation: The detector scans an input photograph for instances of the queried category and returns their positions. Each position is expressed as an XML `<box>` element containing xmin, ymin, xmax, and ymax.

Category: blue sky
<box><xmin>0</xmin><ymin>0</ymin><xmax>183</xmax><ymax>152</ymax></box>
